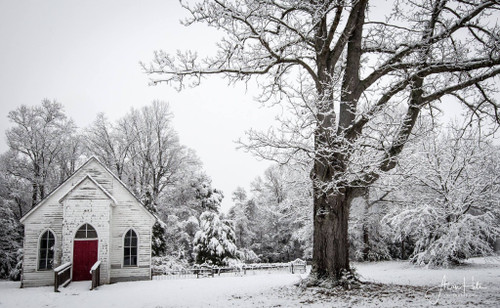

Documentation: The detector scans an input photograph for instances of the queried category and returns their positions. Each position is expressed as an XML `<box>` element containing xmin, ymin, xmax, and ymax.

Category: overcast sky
<box><xmin>0</xmin><ymin>0</ymin><xmax>278</xmax><ymax>212</ymax></box>
<box><xmin>0</xmin><ymin>1</ymin><xmax>489</xmax><ymax>213</ymax></box>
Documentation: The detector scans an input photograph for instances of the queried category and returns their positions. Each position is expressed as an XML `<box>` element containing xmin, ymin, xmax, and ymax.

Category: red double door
<box><xmin>73</xmin><ymin>240</ymin><xmax>98</xmax><ymax>281</ymax></box>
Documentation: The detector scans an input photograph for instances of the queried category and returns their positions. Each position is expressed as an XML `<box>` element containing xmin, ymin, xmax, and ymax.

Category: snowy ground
<box><xmin>1</xmin><ymin>257</ymin><xmax>499</xmax><ymax>307</ymax></box>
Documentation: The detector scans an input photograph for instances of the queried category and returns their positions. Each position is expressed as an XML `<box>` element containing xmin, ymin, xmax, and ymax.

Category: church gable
<box><xmin>70</xmin><ymin>159</ymin><xmax>114</xmax><ymax>194</ymax></box>
<box><xmin>59</xmin><ymin>175</ymin><xmax>117</xmax><ymax>205</ymax></box>
<box><xmin>21</xmin><ymin>156</ymin><xmax>154</xmax><ymax>224</ymax></box>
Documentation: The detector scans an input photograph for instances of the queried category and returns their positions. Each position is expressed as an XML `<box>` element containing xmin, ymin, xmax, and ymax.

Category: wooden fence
<box><xmin>152</xmin><ymin>260</ymin><xmax>308</xmax><ymax>281</ymax></box>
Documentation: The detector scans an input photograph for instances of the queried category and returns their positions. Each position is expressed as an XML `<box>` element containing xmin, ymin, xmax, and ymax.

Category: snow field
<box><xmin>0</xmin><ymin>258</ymin><xmax>498</xmax><ymax>308</ymax></box>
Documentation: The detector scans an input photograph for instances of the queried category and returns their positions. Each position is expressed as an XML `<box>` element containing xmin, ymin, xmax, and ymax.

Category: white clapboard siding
<box><xmin>21</xmin><ymin>157</ymin><xmax>156</xmax><ymax>287</ymax></box>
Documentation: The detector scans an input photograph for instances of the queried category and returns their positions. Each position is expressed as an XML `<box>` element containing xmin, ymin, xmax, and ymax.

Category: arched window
<box><xmin>124</xmin><ymin>229</ymin><xmax>138</xmax><ymax>266</ymax></box>
<box><xmin>38</xmin><ymin>230</ymin><xmax>55</xmax><ymax>270</ymax></box>
<box><xmin>75</xmin><ymin>224</ymin><xmax>98</xmax><ymax>239</ymax></box>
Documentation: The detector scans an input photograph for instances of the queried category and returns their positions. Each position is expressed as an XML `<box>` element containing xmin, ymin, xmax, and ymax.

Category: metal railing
<box><xmin>90</xmin><ymin>260</ymin><xmax>101</xmax><ymax>290</ymax></box>
<box><xmin>54</xmin><ymin>262</ymin><xmax>72</xmax><ymax>292</ymax></box>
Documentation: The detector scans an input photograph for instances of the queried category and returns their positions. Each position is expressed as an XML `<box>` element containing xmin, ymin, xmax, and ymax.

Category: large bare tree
<box><xmin>85</xmin><ymin>113</ymin><xmax>135</xmax><ymax>180</ymax></box>
<box><xmin>6</xmin><ymin>100</ymin><xmax>76</xmax><ymax>206</ymax></box>
<box><xmin>85</xmin><ymin>101</ymin><xmax>201</xmax><ymax>256</ymax></box>
<box><xmin>144</xmin><ymin>0</ymin><xmax>500</xmax><ymax>283</ymax></box>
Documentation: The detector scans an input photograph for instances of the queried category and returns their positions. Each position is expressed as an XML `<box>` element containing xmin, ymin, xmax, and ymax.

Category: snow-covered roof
<box><xmin>20</xmin><ymin>156</ymin><xmax>156</xmax><ymax>223</ymax></box>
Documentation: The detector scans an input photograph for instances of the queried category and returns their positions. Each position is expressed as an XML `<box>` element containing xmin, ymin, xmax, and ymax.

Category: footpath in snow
<box><xmin>0</xmin><ymin>258</ymin><xmax>499</xmax><ymax>307</ymax></box>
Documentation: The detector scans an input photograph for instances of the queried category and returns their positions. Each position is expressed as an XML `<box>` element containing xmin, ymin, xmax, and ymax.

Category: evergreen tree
<box><xmin>193</xmin><ymin>211</ymin><xmax>238</xmax><ymax>266</ymax></box>
<box><xmin>0</xmin><ymin>202</ymin><xmax>23</xmax><ymax>280</ymax></box>
<box><xmin>192</xmin><ymin>182</ymin><xmax>239</xmax><ymax>265</ymax></box>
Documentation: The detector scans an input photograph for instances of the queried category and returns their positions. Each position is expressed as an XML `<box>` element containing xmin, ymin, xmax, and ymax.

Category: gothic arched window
<box><xmin>124</xmin><ymin>229</ymin><xmax>138</xmax><ymax>266</ymax></box>
<box><xmin>38</xmin><ymin>230</ymin><xmax>55</xmax><ymax>270</ymax></box>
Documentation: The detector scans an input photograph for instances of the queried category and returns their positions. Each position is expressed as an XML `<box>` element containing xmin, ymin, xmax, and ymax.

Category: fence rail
<box><xmin>90</xmin><ymin>260</ymin><xmax>101</xmax><ymax>290</ymax></box>
<box><xmin>54</xmin><ymin>262</ymin><xmax>72</xmax><ymax>292</ymax></box>
<box><xmin>152</xmin><ymin>260</ymin><xmax>308</xmax><ymax>281</ymax></box>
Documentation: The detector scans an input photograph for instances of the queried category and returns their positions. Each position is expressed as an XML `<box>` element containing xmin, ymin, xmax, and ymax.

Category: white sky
<box><xmin>0</xmin><ymin>0</ymin><xmax>275</xmax><ymax>212</ymax></box>
<box><xmin>0</xmin><ymin>1</ymin><xmax>494</xmax><ymax>212</ymax></box>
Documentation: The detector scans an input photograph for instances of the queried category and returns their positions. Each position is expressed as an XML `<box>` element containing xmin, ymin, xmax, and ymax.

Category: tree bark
<box><xmin>310</xmin><ymin>0</ymin><xmax>370</xmax><ymax>282</ymax></box>
<box><xmin>312</xmin><ymin>191</ymin><xmax>349</xmax><ymax>280</ymax></box>
<box><xmin>312</xmin><ymin>176</ymin><xmax>363</xmax><ymax>280</ymax></box>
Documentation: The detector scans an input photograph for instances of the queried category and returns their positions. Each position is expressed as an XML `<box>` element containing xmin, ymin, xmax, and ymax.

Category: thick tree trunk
<box><xmin>309</xmin><ymin>0</ymin><xmax>368</xmax><ymax>283</ymax></box>
<box><xmin>311</xmin><ymin>175</ymin><xmax>363</xmax><ymax>281</ymax></box>
<box><xmin>312</xmin><ymin>191</ymin><xmax>350</xmax><ymax>280</ymax></box>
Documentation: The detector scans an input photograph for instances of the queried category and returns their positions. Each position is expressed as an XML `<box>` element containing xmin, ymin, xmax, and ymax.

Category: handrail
<box><xmin>54</xmin><ymin>262</ymin><xmax>72</xmax><ymax>273</ymax></box>
<box><xmin>54</xmin><ymin>262</ymin><xmax>72</xmax><ymax>292</ymax></box>
<box><xmin>90</xmin><ymin>260</ymin><xmax>101</xmax><ymax>272</ymax></box>
<box><xmin>90</xmin><ymin>260</ymin><xmax>101</xmax><ymax>290</ymax></box>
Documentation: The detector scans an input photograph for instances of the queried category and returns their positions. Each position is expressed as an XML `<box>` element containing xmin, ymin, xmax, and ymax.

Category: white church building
<box><xmin>20</xmin><ymin>157</ymin><xmax>156</xmax><ymax>287</ymax></box>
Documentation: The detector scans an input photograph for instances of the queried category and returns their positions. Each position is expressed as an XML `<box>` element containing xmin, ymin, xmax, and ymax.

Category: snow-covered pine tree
<box><xmin>143</xmin><ymin>191</ymin><xmax>167</xmax><ymax>256</ymax></box>
<box><xmin>0</xmin><ymin>202</ymin><xmax>23</xmax><ymax>280</ymax></box>
<box><xmin>193</xmin><ymin>211</ymin><xmax>238</xmax><ymax>266</ymax></box>
<box><xmin>192</xmin><ymin>181</ymin><xmax>240</xmax><ymax>265</ymax></box>
<box><xmin>194</xmin><ymin>180</ymin><xmax>224</xmax><ymax>212</ymax></box>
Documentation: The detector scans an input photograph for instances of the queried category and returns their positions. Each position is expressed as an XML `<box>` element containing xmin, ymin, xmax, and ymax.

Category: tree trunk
<box><xmin>362</xmin><ymin>224</ymin><xmax>370</xmax><ymax>261</ymax></box>
<box><xmin>16</xmin><ymin>197</ymin><xmax>24</xmax><ymax>219</ymax></box>
<box><xmin>31</xmin><ymin>182</ymin><xmax>38</xmax><ymax>207</ymax></box>
<box><xmin>401</xmin><ymin>237</ymin><xmax>406</xmax><ymax>260</ymax></box>
<box><xmin>39</xmin><ymin>183</ymin><xmax>45</xmax><ymax>200</ymax></box>
<box><xmin>312</xmin><ymin>192</ymin><xmax>350</xmax><ymax>280</ymax></box>
<box><xmin>32</xmin><ymin>162</ymin><xmax>41</xmax><ymax>206</ymax></box>
<box><xmin>312</xmin><ymin>182</ymin><xmax>362</xmax><ymax>280</ymax></box>
<box><xmin>309</xmin><ymin>0</ymin><xmax>367</xmax><ymax>283</ymax></box>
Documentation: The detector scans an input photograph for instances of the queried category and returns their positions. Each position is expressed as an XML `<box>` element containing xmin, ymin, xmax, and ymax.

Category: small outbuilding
<box><xmin>20</xmin><ymin>157</ymin><xmax>156</xmax><ymax>287</ymax></box>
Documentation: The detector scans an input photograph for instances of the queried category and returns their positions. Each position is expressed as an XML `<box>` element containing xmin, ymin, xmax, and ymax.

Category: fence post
<box><xmin>54</xmin><ymin>271</ymin><xmax>58</xmax><ymax>293</ymax></box>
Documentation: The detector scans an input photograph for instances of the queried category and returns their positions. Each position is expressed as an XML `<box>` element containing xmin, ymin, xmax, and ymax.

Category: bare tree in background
<box><xmin>86</xmin><ymin>101</ymin><xmax>200</xmax><ymax>256</ymax></box>
<box><xmin>85</xmin><ymin>113</ymin><xmax>135</xmax><ymax>180</ymax></box>
<box><xmin>144</xmin><ymin>0</ymin><xmax>500</xmax><ymax>284</ymax></box>
<box><xmin>6</xmin><ymin>100</ymin><xmax>76</xmax><ymax>206</ymax></box>
<box><xmin>124</xmin><ymin>101</ymin><xmax>193</xmax><ymax>206</ymax></box>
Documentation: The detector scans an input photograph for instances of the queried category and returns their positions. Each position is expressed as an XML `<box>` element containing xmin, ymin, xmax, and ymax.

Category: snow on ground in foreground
<box><xmin>355</xmin><ymin>256</ymin><xmax>500</xmax><ymax>286</ymax></box>
<box><xmin>1</xmin><ymin>257</ymin><xmax>499</xmax><ymax>308</ymax></box>
<box><xmin>0</xmin><ymin>272</ymin><xmax>305</xmax><ymax>308</ymax></box>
